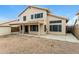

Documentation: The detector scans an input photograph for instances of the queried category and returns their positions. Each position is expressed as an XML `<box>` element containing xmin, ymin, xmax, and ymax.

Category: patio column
<box><xmin>42</xmin><ymin>24</ymin><xmax>44</xmax><ymax>33</ymax></box>
<box><xmin>19</xmin><ymin>25</ymin><xmax>21</xmax><ymax>33</ymax></box>
<box><xmin>38</xmin><ymin>23</ymin><xmax>40</xmax><ymax>35</ymax></box>
<box><xmin>28</xmin><ymin>24</ymin><xmax>30</xmax><ymax>34</ymax></box>
<box><xmin>22</xmin><ymin>24</ymin><xmax>25</xmax><ymax>34</ymax></box>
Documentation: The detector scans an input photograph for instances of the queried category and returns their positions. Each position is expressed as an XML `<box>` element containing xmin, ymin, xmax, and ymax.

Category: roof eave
<box><xmin>18</xmin><ymin>6</ymin><xmax>50</xmax><ymax>17</ymax></box>
<box><xmin>47</xmin><ymin>14</ymin><xmax>67</xmax><ymax>20</ymax></box>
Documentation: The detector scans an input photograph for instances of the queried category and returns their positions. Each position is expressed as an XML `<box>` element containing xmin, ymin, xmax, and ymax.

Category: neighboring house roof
<box><xmin>0</xmin><ymin>20</ymin><xmax>17</xmax><ymax>25</ymax></box>
<box><xmin>0</xmin><ymin>25</ymin><xmax>10</xmax><ymax>27</ymax></box>
<box><xmin>74</xmin><ymin>11</ymin><xmax>79</xmax><ymax>25</ymax></box>
<box><xmin>72</xmin><ymin>14</ymin><xmax>79</xmax><ymax>25</ymax></box>
<box><xmin>76</xmin><ymin>11</ymin><xmax>79</xmax><ymax>15</ymax></box>
<box><xmin>0</xmin><ymin>25</ymin><xmax>9</xmax><ymax>27</ymax></box>
<box><xmin>18</xmin><ymin>6</ymin><xmax>50</xmax><ymax>17</ymax></box>
<box><xmin>47</xmin><ymin>13</ymin><xmax>68</xmax><ymax>21</ymax></box>
<box><xmin>74</xmin><ymin>19</ymin><xmax>77</xmax><ymax>25</ymax></box>
<box><xmin>67</xmin><ymin>16</ymin><xmax>78</xmax><ymax>26</ymax></box>
<box><xmin>0</xmin><ymin>20</ymin><xmax>17</xmax><ymax>27</ymax></box>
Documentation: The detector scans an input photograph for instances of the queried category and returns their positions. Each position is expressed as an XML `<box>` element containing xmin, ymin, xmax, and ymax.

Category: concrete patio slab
<box><xmin>42</xmin><ymin>34</ymin><xmax>79</xmax><ymax>43</ymax></box>
<box><xmin>20</xmin><ymin>33</ymin><xmax>79</xmax><ymax>43</ymax></box>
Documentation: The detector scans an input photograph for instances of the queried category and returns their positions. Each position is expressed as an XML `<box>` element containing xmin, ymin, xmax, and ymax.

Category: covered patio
<box><xmin>10</xmin><ymin>20</ymin><xmax>46</xmax><ymax>35</ymax></box>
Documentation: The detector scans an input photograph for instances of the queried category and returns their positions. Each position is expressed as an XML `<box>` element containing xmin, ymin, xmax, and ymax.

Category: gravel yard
<box><xmin>0</xmin><ymin>34</ymin><xmax>79</xmax><ymax>54</ymax></box>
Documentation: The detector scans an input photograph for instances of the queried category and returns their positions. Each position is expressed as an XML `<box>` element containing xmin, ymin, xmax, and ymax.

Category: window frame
<box><xmin>31</xmin><ymin>15</ymin><xmax>33</xmax><ymax>19</ymax></box>
<box><xmin>40</xmin><ymin>13</ymin><xmax>43</xmax><ymax>18</ymax></box>
<box><xmin>31</xmin><ymin>13</ymin><xmax>43</xmax><ymax>19</ymax></box>
<box><xmin>49</xmin><ymin>20</ymin><xmax>62</xmax><ymax>32</ymax></box>
<box><xmin>50</xmin><ymin>25</ymin><xmax>62</xmax><ymax>32</ymax></box>
<box><xmin>30</xmin><ymin>25</ymin><xmax>38</xmax><ymax>32</ymax></box>
<box><xmin>23</xmin><ymin>16</ymin><xmax>26</xmax><ymax>21</ymax></box>
<box><xmin>49</xmin><ymin>20</ymin><xmax>62</xmax><ymax>24</ymax></box>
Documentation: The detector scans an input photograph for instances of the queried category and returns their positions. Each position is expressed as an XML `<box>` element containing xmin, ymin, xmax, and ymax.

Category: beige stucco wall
<box><xmin>47</xmin><ymin>15</ymin><xmax>66</xmax><ymax>35</ymax></box>
<box><xmin>0</xmin><ymin>27</ymin><xmax>11</xmax><ymax>35</ymax></box>
<box><xmin>18</xmin><ymin>7</ymin><xmax>47</xmax><ymax>23</ymax></box>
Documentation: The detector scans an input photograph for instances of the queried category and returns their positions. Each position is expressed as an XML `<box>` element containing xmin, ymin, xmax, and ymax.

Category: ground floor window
<box><xmin>30</xmin><ymin>25</ymin><xmax>38</xmax><ymax>31</ymax></box>
<box><xmin>50</xmin><ymin>25</ymin><xmax>62</xmax><ymax>32</ymax></box>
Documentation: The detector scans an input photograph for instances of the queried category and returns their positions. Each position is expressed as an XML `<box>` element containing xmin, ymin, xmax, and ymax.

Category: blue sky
<box><xmin>0</xmin><ymin>5</ymin><xmax>79</xmax><ymax>24</ymax></box>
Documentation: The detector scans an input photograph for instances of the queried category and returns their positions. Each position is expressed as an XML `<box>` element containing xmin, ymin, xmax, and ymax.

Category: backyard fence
<box><xmin>72</xmin><ymin>24</ymin><xmax>79</xmax><ymax>40</ymax></box>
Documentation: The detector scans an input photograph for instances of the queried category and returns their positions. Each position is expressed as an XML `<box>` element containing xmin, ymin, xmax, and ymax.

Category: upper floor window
<box><xmin>35</xmin><ymin>13</ymin><xmax>43</xmax><ymax>18</ymax></box>
<box><xmin>23</xmin><ymin>16</ymin><xmax>26</xmax><ymax>21</ymax></box>
<box><xmin>31</xmin><ymin>13</ymin><xmax>43</xmax><ymax>19</ymax></box>
<box><xmin>31</xmin><ymin>15</ymin><xmax>33</xmax><ymax>19</ymax></box>
<box><xmin>49</xmin><ymin>20</ymin><xmax>61</xmax><ymax>24</ymax></box>
<box><xmin>35</xmin><ymin>13</ymin><xmax>41</xmax><ymax>18</ymax></box>
<box><xmin>18</xmin><ymin>19</ymin><xmax>19</xmax><ymax>21</ymax></box>
<box><xmin>40</xmin><ymin>13</ymin><xmax>43</xmax><ymax>18</ymax></box>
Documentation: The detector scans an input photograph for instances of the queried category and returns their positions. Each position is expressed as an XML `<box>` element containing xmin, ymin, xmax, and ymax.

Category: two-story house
<box><xmin>0</xmin><ymin>6</ymin><xmax>67</xmax><ymax>35</ymax></box>
<box><xmin>10</xmin><ymin>6</ymin><xmax>67</xmax><ymax>35</ymax></box>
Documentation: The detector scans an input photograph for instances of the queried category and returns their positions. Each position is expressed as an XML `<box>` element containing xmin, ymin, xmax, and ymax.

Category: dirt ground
<box><xmin>0</xmin><ymin>34</ymin><xmax>79</xmax><ymax>54</ymax></box>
